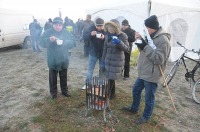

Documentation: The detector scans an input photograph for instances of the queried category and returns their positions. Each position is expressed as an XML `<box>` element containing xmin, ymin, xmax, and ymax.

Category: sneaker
<box><xmin>121</xmin><ymin>106</ymin><xmax>138</xmax><ymax>114</ymax></box>
<box><xmin>134</xmin><ymin>117</ymin><xmax>149</xmax><ymax>125</ymax></box>
<box><xmin>82</xmin><ymin>85</ymin><xmax>86</xmax><ymax>90</ymax></box>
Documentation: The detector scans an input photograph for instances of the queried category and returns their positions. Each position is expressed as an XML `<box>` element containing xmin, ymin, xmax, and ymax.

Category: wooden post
<box><xmin>158</xmin><ymin>65</ymin><xmax>177</xmax><ymax>114</ymax></box>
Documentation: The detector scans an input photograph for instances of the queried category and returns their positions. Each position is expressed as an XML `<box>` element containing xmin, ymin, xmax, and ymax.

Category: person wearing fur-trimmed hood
<box><xmin>102</xmin><ymin>19</ymin><xmax>129</xmax><ymax>99</ymax></box>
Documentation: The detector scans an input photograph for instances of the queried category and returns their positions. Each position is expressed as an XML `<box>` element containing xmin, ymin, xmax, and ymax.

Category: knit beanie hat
<box><xmin>95</xmin><ymin>18</ymin><xmax>104</xmax><ymax>26</ymax></box>
<box><xmin>122</xmin><ymin>19</ymin><xmax>129</xmax><ymax>26</ymax></box>
<box><xmin>53</xmin><ymin>17</ymin><xmax>63</xmax><ymax>25</ymax></box>
<box><xmin>144</xmin><ymin>15</ymin><xmax>159</xmax><ymax>30</ymax></box>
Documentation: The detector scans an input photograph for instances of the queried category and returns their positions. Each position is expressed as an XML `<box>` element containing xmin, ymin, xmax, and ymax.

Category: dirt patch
<box><xmin>0</xmin><ymin>44</ymin><xmax>199</xmax><ymax>131</ymax></box>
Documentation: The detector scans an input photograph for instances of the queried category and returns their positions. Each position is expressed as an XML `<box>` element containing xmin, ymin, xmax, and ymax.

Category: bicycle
<box><xmin>164</xmin><ymin>42</ymin><xmax>200</xmax><ymax>85</ymax></box>
<box><xmin>192</xmin><ymin>78</ymin><xmax>200</xmax><ymax>104</ymax></box>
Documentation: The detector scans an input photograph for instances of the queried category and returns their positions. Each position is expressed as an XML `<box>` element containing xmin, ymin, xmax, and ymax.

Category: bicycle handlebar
<box><xmin>177</xmin><ymin>42</ymin><xmax>200</xmax><ymax>55</ymax></box>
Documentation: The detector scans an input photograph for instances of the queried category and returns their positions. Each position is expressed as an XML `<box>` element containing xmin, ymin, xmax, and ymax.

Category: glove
<box><xmin>143</xmin><ymin>24</ymin><xmax>156</xmax><ymax>49</ymax></box>
<box><xmin>135</xmin><ymin>39</ymin><xmax>147</xmax><ymax>50</ymax></box>
<box><xmin>147</xmin><ymin>38</ymin><xmax>156</xmax><ymax>49</ymax></box>
<box><xmin>112</xmin><ymin>37</ymin><xmax>120</xmax><ymax>44</ymax></box>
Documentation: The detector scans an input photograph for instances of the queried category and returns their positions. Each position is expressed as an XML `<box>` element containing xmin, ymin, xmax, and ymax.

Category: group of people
<box><xmin>38</xmin><ymin>14</ymin><xmax>171</xmax><ymax>125</ymax></box>
<box><xmin>29</xmin><ymin>16</ymin><xmax>80</xmax><ymax>53</ymax></box>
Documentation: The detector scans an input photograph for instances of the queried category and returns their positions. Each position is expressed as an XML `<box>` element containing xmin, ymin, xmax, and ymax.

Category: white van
<box><xmin>0</xmin><ymin>9</ymin><xmax>33</xmax><ymax>48</ymax></box>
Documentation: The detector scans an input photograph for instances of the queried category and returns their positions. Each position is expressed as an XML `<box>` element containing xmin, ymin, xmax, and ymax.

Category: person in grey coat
<box><xmin>102</xmin><ymin>19</ymin><xmax>129</xmax><ymax>99</ymax></box>
<box><xmin>122</xmin><ymin>15</ymin><xmax>171</xmax><ymax>125</ymax></box>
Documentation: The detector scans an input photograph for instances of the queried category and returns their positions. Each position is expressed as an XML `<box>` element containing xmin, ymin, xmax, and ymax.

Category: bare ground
<box><xmin>0</xmin><ymin>43</ymin><xmax>200</xmax><ymax>131</ymax></box>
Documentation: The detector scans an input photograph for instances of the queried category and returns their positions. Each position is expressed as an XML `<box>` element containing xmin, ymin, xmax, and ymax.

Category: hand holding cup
<box><xmin>96</xmin><ymin>33</ymin><xmax>102</xmax><ymax>38</ymax></box>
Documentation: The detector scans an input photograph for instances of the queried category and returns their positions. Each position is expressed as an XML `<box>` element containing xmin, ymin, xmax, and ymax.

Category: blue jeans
<box><xmin>31</xmin><ymin>35</ymin><xmax>40</xmax><ymax>51</ymax></box>
<box><xmin>85</xmin><ymin>55</ymin><xmax>105</xmax><ymax>82</ymax></box>
<box><xmin>131</xmin><ymin>78</ymin><xmax>158</xmax><ymax>119</ymax></box>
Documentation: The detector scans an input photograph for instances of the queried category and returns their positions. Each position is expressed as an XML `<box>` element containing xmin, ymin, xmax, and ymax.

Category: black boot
<box><xmin>109</xmin><ymin>79</ymin><xmax>116</xmax><ymax>100</ymax></box>
<box><xmin>62</xmin><ymin>92</ymin><xmax>71</xmax><ymax>97</ymax></box>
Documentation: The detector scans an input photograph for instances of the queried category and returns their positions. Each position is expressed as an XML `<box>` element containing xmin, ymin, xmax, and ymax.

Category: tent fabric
<box><xmin>87</xmin><ymin>0</ymin><xmax>200</xmax><ymax>62</ymax></box>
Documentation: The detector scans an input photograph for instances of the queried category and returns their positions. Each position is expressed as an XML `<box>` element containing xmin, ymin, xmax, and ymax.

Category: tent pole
<box><xmin>148</xmin><ymin>0</ymin><xmax>152</xmax><ymax>17</ymax></box>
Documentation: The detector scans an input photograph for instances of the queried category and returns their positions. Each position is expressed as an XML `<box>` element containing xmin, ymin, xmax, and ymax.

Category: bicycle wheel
<box><xmin>192</xmin><ymin>78</ymin><xmax>200</xmax><ymax>104</ymax></box>
<box><xmin>192</xmin><ymin>64</ymin><xmax>200</xmax><ymax>83</ymax></box>
<box><xmin>163</xmin><ymin>61</ymin><xmax>180</xmax><ymax>86</ymax></box>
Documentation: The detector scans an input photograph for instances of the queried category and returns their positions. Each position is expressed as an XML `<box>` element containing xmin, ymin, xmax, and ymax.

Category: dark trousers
<box><xmin>108</xmin><ymin>79</ymin><xmax>115</xmax><ymax>98</ymax></box>
<box><xmin>124</xmin><ymin>52</ymin><xmax>131</xmax><ymax>78</ymax></box>
<box><xmin>83</xmin><ymin>39</ymin><xmax>90</xmax><ymax>57</ymax></box>
<box><xmin>49</xmin><ymin>69</ymin><xmax>68</xmax><ymax>96</ymax></box>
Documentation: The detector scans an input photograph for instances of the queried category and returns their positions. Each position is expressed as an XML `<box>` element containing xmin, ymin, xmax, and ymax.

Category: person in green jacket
<box><xmin>39</xmin><ymin>17</ymin><xmax>74</xmax><ymax>99</ymax></box>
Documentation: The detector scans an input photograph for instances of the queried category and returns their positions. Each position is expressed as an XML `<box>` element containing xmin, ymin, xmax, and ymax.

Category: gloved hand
<box><xmin>147</xmin><ymin>38</ymin><xmax>156</xmax><ymax>49</ymax></box>
<box><xmin>112</xmin><ymin>36</ymin><xmax>120</xmax><ymax>44</ymax></box>
<box><xmin>135</xmin><ymin>39</ymin><xmax>147</xmax><ymax>50</ymax></box>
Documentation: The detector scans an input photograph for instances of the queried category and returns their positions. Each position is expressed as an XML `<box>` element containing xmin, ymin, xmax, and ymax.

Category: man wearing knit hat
<box><xmin>39</xmin><ymin>17</ymin><xmax>74</xmax><ymax>99</ymax></box>
<box><xmin>121</xmin><ymin>19</ymin><xmax>136</xmax><ymax>80</ymax></box>
<box><xmin>122</xmin><ymin>15</ymin><xmax>171</xmax><ymax>125</ymax></box>
<box><xmin>82</xmin><ymin>17</ymin><xmax>105</xmax><ymax>90</ymax></box>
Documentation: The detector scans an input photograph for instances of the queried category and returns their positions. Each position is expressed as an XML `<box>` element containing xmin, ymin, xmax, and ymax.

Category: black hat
<box><xmin>95</xmin><ymin>18</ymin><xmax>104</xmax><ymax>26</ymax></box>
<box><xmin>122</xmin><ymin>19</ymin><xmax>129</xmax><ymax>26</ymax></box>
<box><xmin>144</xmin><ymin>15</ymin><xmax>159</xmax><ymax>30</ymax></box>
<box><xmin>53</xmin><ymin>17</ymin><xmax>63</xmax><ymax>25</ymax></box>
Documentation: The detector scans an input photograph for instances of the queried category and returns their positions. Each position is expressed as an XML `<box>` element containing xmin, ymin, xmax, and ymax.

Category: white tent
<box><xmin>87</xmin><ymin>0</ymin><xmax>200</xmax><ymax>62</ymax></box>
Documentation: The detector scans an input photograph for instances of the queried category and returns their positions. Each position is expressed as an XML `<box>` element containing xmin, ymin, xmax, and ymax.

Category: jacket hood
<box><xmin>154</xmin><ymin>27</ymin><xmax>171</xmax><ymax>40</ymax></box>
<box><xmin>104</xmin><ymin>22</ymin><xmax>121</xmax><ymax>35</ymax></box>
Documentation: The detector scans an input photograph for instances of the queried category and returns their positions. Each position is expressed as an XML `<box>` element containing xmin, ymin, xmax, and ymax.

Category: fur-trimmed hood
<box><xmin>104</xmin><ymin>21</ymin><xmax>121</xmax><ymax>35</ymax></box>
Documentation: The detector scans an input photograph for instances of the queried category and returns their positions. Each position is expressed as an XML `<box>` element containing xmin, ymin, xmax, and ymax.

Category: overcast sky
<box><xmin>0</xmin><ymin>0</ymin><xmax>124</xmax><ymax>22</ymax></box>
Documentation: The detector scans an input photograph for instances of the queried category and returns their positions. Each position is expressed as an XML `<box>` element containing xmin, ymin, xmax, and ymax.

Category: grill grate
<box><xmin>85</xmin><ymin>76</ymin><xmax>111</xmax><ymax>121</ymax></box>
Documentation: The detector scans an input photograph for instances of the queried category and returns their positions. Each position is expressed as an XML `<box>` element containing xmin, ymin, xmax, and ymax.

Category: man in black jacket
<box><xmin>82</xmin><ymin>17</ymin><xmax>105</xmax><ymax>89</ymax></box>
<box><xmin>121</xmin><ymin>19</ymin><xmax>136</xmax><ymax>80</ymax></box>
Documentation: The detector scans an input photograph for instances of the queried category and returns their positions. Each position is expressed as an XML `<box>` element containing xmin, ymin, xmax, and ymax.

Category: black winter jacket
<box><xmin>83</xmin><ymin>25</ymin><xmax>105</xmax><ymax>58</ymax></box>
<box><xmin>122</xmin><ymin>26</ymin><xmax>136</xmax><ymax>53</ymax></box>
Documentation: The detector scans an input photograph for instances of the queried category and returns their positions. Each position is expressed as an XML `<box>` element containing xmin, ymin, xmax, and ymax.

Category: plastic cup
<box><xmin>96</xmin><ymin>33</ymin><xmax>101</xmax><ymax>38</ymax></box>
<box><xmin>112</xmin><ymin>36</ymin><xmax>118</xmax><ymax>39</ymax></box>
<box><xmin>56</xmin><ymin>39</ymin><xmax>63</xmax><ymax>45</ymax></box>
<box><xmin>136</xmin><ymin>39</ymin><xmax>142</xmax><ymax>44</ymax></box>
